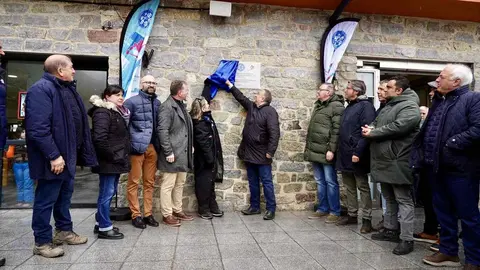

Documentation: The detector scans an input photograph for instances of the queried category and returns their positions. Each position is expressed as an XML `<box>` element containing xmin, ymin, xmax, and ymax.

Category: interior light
<box><xmin>8</xmin><ymin>75</ymin><xmax>17</xmax><ymax>78</ymax></box>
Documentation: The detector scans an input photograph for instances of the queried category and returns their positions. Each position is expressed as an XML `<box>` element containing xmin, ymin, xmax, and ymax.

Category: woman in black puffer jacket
<box><xmin>88</xmin><ymin>85</ymin><xmax>131</xmax><ymax>240</ymax></box>
<box><xmin>190</xmin><ymin>93</ymin><xmax>224</xmax><ymax>220</ymax></box>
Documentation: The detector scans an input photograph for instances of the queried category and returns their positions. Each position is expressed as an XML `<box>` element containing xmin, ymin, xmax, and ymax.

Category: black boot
<box><xmin>392</xmin><ymin>240</ymin><xmax>414</xmax><ymax>255</ymax></box>
<box><xmin>132</xmin><ymin>217</ymin><xmax>146</xmax><ymax>229</ymax></box>
<box><xmin>241</xmin><ymin>207</ymin><xmax>261</xmax><ymax>215</ymax></box>
<box><xmin>360</xmin><ymin>219</ymin><xmax>373</xmax><ymax>234</ymax></box>
<box><xmin>98</xmin><ymin>229</ymin><xmax>124</xmax><ymax>240</ymax></box>
<box><xmin>336</xmin><ymin>215</ymin><xmax>358</xmax><ymax>226</ymax></box>
<box><xmin>263</xmin><ymin>211</ymin><xmax>275</xmax><ymax>220</ymax></box>
<box><xmin>371</xmin><ymin>228</ymin><xmax>400</xmax><ymax>242</ymax></box>
<box><xmin>0</xmin><ymin>257</ymin><xmax>5</xmax><ymax>267</ymax></box>
<box><xmin>143</xmin><ymin>215</ymin><xmax>160</xmax><ymax>227</ymax></box>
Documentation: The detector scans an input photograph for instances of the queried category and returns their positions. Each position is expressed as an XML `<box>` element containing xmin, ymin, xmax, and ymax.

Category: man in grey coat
<box><xmin>157</xmin><ymin>80</ymin><xmax>194</xmax><ymax>226</ymax></box>
<box><xmin>362</xmin><ymin>76</ymin><xmax>420</xmax><ymax>256</ymax></box>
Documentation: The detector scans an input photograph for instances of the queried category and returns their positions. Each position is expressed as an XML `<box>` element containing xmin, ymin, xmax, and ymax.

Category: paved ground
<box><xmin>0</xmin><ymin>209</ymin><xmax>464</xmax><ymax>270</ymax></box>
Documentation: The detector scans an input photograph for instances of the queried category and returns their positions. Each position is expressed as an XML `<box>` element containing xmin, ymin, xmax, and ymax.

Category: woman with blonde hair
<box><xmin>190</xmin><ymin>94</ymin><xmax>224</xmax><ymax>219</ymax></box>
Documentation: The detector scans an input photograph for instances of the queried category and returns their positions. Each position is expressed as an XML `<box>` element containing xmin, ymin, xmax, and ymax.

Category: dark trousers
<box><xmin>32</xmin><ymin>178</ymin><xmax>74</xmax><ymax>245</ymax></box>
<box><xmin>194</xmin><ymin>168</ymin><xmax>219</xmax><ymax>214</ymax></box>
<box><xmin>417</xmin><ymin>170</ymin><xmax>438</xmax><ymax>235</ymax></box>
<box><xmin>95</xmin><ymin>174</ymin><xmax>119</xmax><ymax>231</ymax></box>
<box><xmin>246</xmin><ymin>163</ymin><xmax>276</xmax><ymax>212</ymax></box>
<box><xmin>427</xmin><ymin>169</ymin><xmax>480</xmax><ymax>266</ymax></box>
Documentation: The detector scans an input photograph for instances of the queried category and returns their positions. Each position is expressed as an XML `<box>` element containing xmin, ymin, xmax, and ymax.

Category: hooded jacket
<box><xmin>88</xmin><ymin>95</ymin><xmax>131</xmax><ymax>174</ymax></box>
<box><xmin>304</xmin><ymin>94</ymin><xmax>345</xmax><ymax>164</ymax></box>
<box><xmin>369</xmin><ymin>88</ymin><xmax>421</xmax><ymax>185</ymax></box>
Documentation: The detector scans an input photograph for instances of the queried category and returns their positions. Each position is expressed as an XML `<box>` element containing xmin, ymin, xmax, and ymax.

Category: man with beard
<box><xmin>124</xmin><ymin>75</ymin><xmax>161</xmax><ymax>229</ymax></box>
<box><xmin>363</xmin><ymin>76</ymin><xmax>420</xmax><ymax>255</ymax></box>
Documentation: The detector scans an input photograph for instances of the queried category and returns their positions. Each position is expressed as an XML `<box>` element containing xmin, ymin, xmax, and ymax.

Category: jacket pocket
<box><xmin>110</xmin><ymin>144</ymin><xmax>126</xmax><ymax>162</ymax></box>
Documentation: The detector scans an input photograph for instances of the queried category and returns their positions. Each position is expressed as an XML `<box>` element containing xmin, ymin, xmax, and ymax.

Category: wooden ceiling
<box><xmin>228</xmin><ymin>0</ymin><xmax>480</xmax><ymax>22</ymax></box>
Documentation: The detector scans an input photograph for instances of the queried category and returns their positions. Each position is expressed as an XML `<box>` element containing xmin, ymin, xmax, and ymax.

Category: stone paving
<box><xmin>0</xmin><ymin>209</ymin><xmax>464</xmax><ymax>270</ymax></box>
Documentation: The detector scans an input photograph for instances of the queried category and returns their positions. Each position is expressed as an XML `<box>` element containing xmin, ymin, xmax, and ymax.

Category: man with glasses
<box><xmin>304</xmin><ymin>83</ymin><xmax>344</xmax><ymax>224</ymax></box>
<box><xmin>157</xmin><ymin>80</ymin><xmax>194</xmax><ymax>226</ymax></box>
<box><xmin>124</xmin><ymin>75</ymin><xmax>161</xmax><ymax>229</ymax></box>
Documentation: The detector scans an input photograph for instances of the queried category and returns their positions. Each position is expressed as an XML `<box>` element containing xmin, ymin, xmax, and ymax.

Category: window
<box><xmin>1</xmin><ymin>52</ymin><xmax>108</xmax><ymax>208</ymax></box>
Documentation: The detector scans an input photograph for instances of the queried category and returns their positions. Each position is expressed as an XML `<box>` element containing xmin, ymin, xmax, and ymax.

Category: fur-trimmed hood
<box><xmin>89</xmin><ymin>95</ymin><xmax>118</xmax><ymax>112</ymax></box>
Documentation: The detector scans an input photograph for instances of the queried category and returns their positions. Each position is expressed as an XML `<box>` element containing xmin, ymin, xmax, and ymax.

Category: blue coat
<box><xmin>336</xmin><ymin>97</ymin><xmax>376</xmax><ymax>174</ymax></box>
<box><xmin>25</xmin><ymin>72</ymin><xmax>97</xmax><ymax>180</ymax></box>
<box><xmin>124</xmin><ymin>90</ymin><xmax>161</xmax><ymax>154</ymax></box>
<box><xmin>0</xmin><ymin>67</ymin><xmax>7</xmax><ymax>149</ymax></box>
<box><xmin>411</xmin><ymin>85</ymin><xmax>480</xmax><ymax>177</ymax></box>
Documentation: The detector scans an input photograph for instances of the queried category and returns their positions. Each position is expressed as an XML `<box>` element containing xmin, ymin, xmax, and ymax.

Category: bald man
<box><xmin>123</xmin><ymin>75</ymin><xmax>161</xmax><ymax>229</ymax></box>
<box><xmin>26</xmin><ymin>55</ymin><xmax>97</xmax><ymax>258</ymax></box>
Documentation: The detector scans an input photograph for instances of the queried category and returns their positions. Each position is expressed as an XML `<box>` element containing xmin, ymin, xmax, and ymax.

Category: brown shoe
<box><xmin>325</xmin><ymin>214</ymin><xmax>341</xmax><ymax>224</ymax></box>
<box><xmin>423</xmin><ymin>252</ymin><xmax>461</xmax><ymax>267</ymax></box>
<box><xmin>413</xmin><ymin>232</ymin><xmax>439</xmax><ymax>244</ymax></box>
<box><xmin>308</xmin><ymin>211</ymin><xmax>328</xmax><ymax>219</ymax></box>
<box><xmin>53</xmin><ymin>230</ymin><xmax>88</xmax><ymax>245</ymax></box>
<box><xmin>173</xmin><ymin>212</ymin><xmax>194</xmax><ymax>221</ymax></box>
<box><xmin>163</xmin><ymin>215</ymin><xmax>181</xmax><ymax>227</ymax></box>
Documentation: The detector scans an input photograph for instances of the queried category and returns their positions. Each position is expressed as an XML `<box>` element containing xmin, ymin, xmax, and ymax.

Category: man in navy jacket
<box><xmin>26</xmin><ymin>55</ymin><xmax>97</xmax><ymax>258</ymax></box>
<box><xmin>411</xmin><ymin>64</ymin><xmax>480</xmax><ymax>268</ymax></box>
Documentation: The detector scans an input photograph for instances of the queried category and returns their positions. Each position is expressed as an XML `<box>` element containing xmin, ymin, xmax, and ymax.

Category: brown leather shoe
<box><xmin>173</xmin><ymin>212</ymin><xmax>194</xmax><ymax>221</ymax></box>
<box><xmin>163</xmin><ymin>215</ymin><xmax>181</xmax><ymax>227</ymax></box>
<box><xmin>423</xmin><ymin>252</ymin><xmax>461</xmax><ymax>267</ymax></box>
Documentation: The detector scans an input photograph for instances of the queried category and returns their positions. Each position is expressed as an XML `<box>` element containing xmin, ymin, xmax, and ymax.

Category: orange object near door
<box><xmin>6</xmin><ymin>145</ymin><xmax>14</xmax><ymax>158</ymax></box>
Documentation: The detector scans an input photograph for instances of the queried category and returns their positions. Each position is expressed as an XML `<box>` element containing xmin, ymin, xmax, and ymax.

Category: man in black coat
<box><xmin>411</xmin><ymin>64</ymin><xmax>480</xmax><ymax>268</ymax></box>
<box><xmin>336</xmin><ymin>80</ymin><xmax>376</xmax><ymax>233</ymax></box>
<box><xmin>226</xmin><ymin>80</ymin><xmax>280</xmax><ymax>220</ymax></box>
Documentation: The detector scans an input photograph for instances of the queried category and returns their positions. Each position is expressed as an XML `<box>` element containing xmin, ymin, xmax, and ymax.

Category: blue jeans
<box><xmin>427</xmin><ymin>169</ymin><xmax>480</xmax><ymax>266</ymax></box>
<box><xmin>32</xmin><ymin>178</ymin><xmax>74</xmax><ymax>245</ymax></box>
<box><xmin>13</xmin><ymin>162</ymin><xmax>34</xmax><ymax>203</ymax></box>
<box><xmin>312</xmin><ymin>162</ymin><xmax>340</xmax><ymax>216</ymax></box>
<box><xmin>95</xmin><ymin>174</ymin><xmax>119</xmax><ymax>231</ymax></box>
<box><xmin>246</xmin><ymin>163</ymin><xmax>276</xmax><ymax>212</ymax></box>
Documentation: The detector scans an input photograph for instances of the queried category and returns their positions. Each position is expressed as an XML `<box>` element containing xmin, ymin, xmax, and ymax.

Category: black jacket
<box><xmin>193</xmin><ymin>112</ymin><xmax>224</xmax><ymax>182</ymax></box>
<box><xmin>336</xmin><ymin>96</ymin><xmax>376</xmax><ymax>174</ymax></box>
<box><xmin>88</xmin><ymin>96</ymin><xmax>131</xmax><ymax>175</ymax></box>
<box><xmin>230</xmin><ymin>86</ymin><xmax>280</xmax><ymax>165</ymax></box>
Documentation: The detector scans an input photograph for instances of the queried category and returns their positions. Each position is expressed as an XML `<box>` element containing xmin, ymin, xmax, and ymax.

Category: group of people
<box><xmin>304</xmin><ymin>64</ymin><xmax>480</xmax><ymax>269</ymax></box>
<box><xmin>14</xmin><ymin>54</ymin><xmax>280</xmax><ymax>259</ymax></box>
<box><xmin>0</xmin><ymin>49</ymin><xmax>478</xmax><ymax>269</ymax></box>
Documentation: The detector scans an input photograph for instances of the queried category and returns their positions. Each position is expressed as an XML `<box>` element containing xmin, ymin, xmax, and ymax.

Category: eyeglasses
<box><xmin>143</xmin><ymin>81</ymin><xmax>157</xmax><ymax>86</ymax></box>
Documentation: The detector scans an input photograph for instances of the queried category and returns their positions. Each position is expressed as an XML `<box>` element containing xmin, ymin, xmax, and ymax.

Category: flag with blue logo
<box><xmin>120</xmin><ymin>0</ymin><xmax>160</xmax><ymax>99</ymax></box>
<box><xmin>321</xmin><ymin>18</ymin><xmax>359</xmax><ymax>83</ymax></box>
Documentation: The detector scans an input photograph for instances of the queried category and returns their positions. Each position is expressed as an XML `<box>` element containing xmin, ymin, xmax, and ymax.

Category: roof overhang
<box><xmin>227</xmin><ymin>0</ymin><xmax>480</xmax><ymax>22</ymax></box>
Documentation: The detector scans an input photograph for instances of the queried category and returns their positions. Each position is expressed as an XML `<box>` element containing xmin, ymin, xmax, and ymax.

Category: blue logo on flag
<box><xmin>238</xmin><ymin>63</ymin><xmax>245</xmax><ymax>72</ymax></box>
<box><xmin>139</xmin><ymin>9</ymin><xmax>154</xmax><ymax>28</ymax></box>
<box><xmin>332</xmin><ymin>30</ymin><xmax>347</xmax><ymax>49</ymax></box>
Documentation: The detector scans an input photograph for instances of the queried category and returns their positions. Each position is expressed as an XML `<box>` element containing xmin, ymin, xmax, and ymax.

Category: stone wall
<box><xmin>2</xmin><ymin>0</ymin><xmax>479</xmax><ymax>212</ymax></box>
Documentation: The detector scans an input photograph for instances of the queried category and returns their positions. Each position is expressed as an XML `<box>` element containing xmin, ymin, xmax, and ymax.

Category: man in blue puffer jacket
<box><xmin>411</xmin><ymin>64</ymin><xmax>480</xmax><ymax>269</ymax></box>
<box><xmin>124</xmin><ymin>75</ymin><xmax>161</xmax><ymax>229</ymax></box>
<box><xmin>26</xmin><ymin>55</ymin><xmax>98</xmax><ymax>258</ymax></box>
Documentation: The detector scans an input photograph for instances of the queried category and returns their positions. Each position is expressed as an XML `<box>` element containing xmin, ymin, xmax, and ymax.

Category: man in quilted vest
<box><xmin>124</xmin><ymin>75</ymin><xmax>161</xmax><ymax>229</ymax></box>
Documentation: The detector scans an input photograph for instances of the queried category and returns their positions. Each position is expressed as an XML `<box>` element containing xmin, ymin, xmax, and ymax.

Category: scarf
<box><xmin>117</xmin><ymin>105</ymin><xmax>131</xmax><ymax>126</ymax></box>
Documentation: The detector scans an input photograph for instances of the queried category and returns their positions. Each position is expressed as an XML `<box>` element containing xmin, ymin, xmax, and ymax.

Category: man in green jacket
<box><xmin>362</xmin><ymin>76</ymin><xmax>420</xmax><ymax>256</ymax></box>
<box><xmin>304</xmin><ymin>83</ymin><xmax>345</xmax><ymax>224</ymax></box>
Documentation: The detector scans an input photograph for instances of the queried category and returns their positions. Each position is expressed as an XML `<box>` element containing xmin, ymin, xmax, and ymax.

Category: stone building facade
<box><xmin>1</xmin><ymin>0</ymin><xmax>479</xmax><ymax>211</ymax></box>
